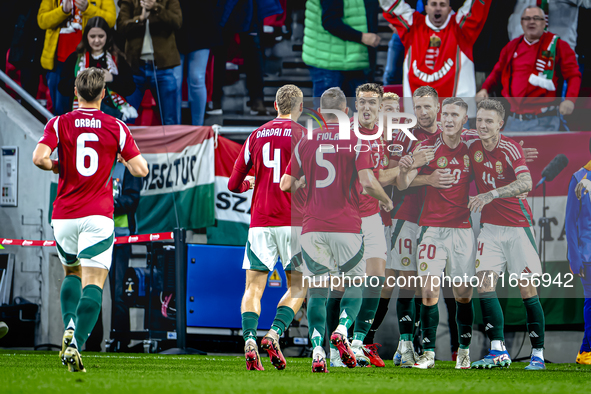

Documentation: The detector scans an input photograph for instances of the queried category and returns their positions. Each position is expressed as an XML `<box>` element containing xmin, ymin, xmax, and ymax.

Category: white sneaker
<box><xmin>330</xmin><ymin>348</ymin><xmax>346</xmax><ymax>367</ymax></box>
<box><xmin>455</xmin><ymin>348</ymin><xmax>471</xmax><ymax>369</ymax></box>
<box><xmin>399</xmin><ymin>340</ymin><xmax>416</xmax><ymax>368</ymax></box>
<box><xmin>393</xmin><ymin>342</ymin><xmax>402</xmax><ymax>366</ymax></box>
<box><xmin>413</xmin><ymin>350</ymin><xmax>435</xmax><ymax>369</ymax></box>
<box><xmin>351</xmin><ymin>341</ymin><xmax>370</xmax><ymax>367</ymax></box>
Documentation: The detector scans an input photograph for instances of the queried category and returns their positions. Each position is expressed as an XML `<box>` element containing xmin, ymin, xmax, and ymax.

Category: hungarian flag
<box><xmin>132</xmin><ymin>126</ymin><xmax>215</xmax><ymax>233</ymax></box>
<box><xmin>206</xmin><ymin>135</ymin><xmax>253</xmax><ymax>246</ymax></box>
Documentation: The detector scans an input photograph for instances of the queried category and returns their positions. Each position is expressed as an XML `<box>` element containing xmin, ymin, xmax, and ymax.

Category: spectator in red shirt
<box><xmin>477</xmin><ymin>6</ymin><xmax>581</xmax><ymax>132</ymax></box>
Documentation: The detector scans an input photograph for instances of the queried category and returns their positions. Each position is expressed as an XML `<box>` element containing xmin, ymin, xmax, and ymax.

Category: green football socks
<box><xmin>421</xmin><ymin>303</ymin><xmax>439</xmax><ymax>351</ymax></box>
<box><xmin>60</xmin><ymin>275</ymin><xmax>82</xmax><ymax>329</ymax></box>
<box><xmin>308</xmin><ymin>288</ymin><xmax>329</xmax><ymax>348</ymax></box>
<box><xmin>242</xmin><ymin>311</ymin><xmax>259</xmax><ymax>342</ymax></box>
<box><xmin>524</xmin><ymin>296</ymin><xmax>545</xmax><ymax>349</ymax></box>
<box><xmin>353</xmin><ymin>276</ymin><xmax>385</xmax><ymax>342</ymax></box>
<box><xmin>456</xmin><ymin>300</ymin><xmax>474</xmax><ymax>350</ymax></box>
<box><xmin>338</xmin><ymin>286</ymin><xmax>363</xmax><ymax>332</ymax></box>
<box><xmin>397</xmin><ymin>289</ymin><xmax>416</xmax><ymax>341</ymax></box>
<box><xmin>479</xmin><ymin>291</ymin><xmax>505</xmax><ymax>342</ymax></box>
<box><xmin>271</xmin><ymin>306</ymin><xmax>295</xmax><ymax>336</ymax></box>
<box><xmin>73</xmin><ymin>285</ymin><xmax>103</xmax><ymax>348</ymax></box>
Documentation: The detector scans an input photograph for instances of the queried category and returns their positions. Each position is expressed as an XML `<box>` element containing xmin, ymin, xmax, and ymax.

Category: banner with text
<box><xmin>206</xmin><ymin>135</ymin><xmax>253</xmax><ymax>246</ymax></box>
<box><xmin>131</xmin><ymin>126</ymin><xmax>215</xmax><ymax>234</ymax></box>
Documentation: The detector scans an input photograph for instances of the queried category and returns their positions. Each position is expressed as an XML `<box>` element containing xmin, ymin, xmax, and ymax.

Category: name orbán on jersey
<box><xmin>39</xmin><ymin>108</ymin><xmax>141</xmax><ymax>220</ymax></box>
<box><xmin>469</xmin><ymin>134</ymin><xmax>534</xmax><ymax>227</ymax></box>
<box><xmin>287</xmin><ymin>124</ymin><xmax>374</xmax><ymax>234</ymax></box>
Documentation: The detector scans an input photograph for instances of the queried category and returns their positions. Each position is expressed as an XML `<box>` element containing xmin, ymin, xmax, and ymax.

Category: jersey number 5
<box><xmin>315</xmin><ymin>146</ymin><xmax>336</xmax><ymax>188</ymax></box>
<box><xmin>263</xmin><ymin>142</ymin><xmax>281</xmax><ymax>183</ymax></box>
<box><xmin>76</xmin><ymin>133</ymin><xmax>99</xmax><ymax>177</ymax></box>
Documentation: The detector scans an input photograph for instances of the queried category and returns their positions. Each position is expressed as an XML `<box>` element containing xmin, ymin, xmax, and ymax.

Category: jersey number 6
<box><xmin>76</xmin><ymin>133</ymin><xmax>99</xmax><ymax>177</ymax></box>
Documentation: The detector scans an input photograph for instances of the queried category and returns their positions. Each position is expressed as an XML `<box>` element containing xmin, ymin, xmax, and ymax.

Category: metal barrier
<box><xmin>0</xmin><ymin>70</ymin><xmax>54</xmax><ymax>121</ymax></box>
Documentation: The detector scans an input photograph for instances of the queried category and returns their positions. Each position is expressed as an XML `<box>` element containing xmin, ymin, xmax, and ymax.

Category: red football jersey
<box><xmin>287</xmin><ymin>124</ymin><xmax>374</xmax><ymax>234</ymax></box>
<box><xmin>290</xmin><ymin>122</ymin><xmax>307</xmax><ymax>227</ymax></box>
<box><xmin>418</xmin><ymin>134</ymin><xmax>473</xmax><ymax>228</ymax></box>
<box><xmin>355</xmin><ymin>121</ymin><xmax>388</xmax><ymax>218</ymax></box>
<box><xmin>39</xmin><ymin>109</ymin><xmax>141</xmax><ymax>220</ymax></box>
<box><xmin>232</xmin><ymin>118</ymin><xmax>298</xmax><ymax>228</ymax></box>
<box><xmin>469</xmin><ymin>135</ymin><xmax>533</xmax><ymax>227</ymax></box>
<box><xmin>392</xmin><ymin>126</ymin><xmax>441</xmax><ymax>224</ymax></box>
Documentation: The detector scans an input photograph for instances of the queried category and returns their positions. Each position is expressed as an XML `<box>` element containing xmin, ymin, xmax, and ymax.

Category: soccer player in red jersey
<box><xmin>412</xmin><ymin>97</ymin><xmax>476</xmax><ymax>370</ymax></box>
<box><xmin>228</xmin><ymin>85</ymin><xmax>307</xmax><ymax>371</ymax></box>
<box><xmin>363</xmin><ymin>92</ymin><xmax>403</xmax><ymax>366</ymax></box>
<box><xmin>282</xmin><ymin>87</ymin><xmax>415</xmax><ymax>372</ymax></box>
<box><xmin>322</xmin><ymin>84</ymin><xmax>426</xmax><ymax>368</ymax></box>
<box><xmin>32</xmin><ymin>68</ymin><xmax>148</xmax><ymax>372</ymax></box>
<box><xmin>468</xmin><ymin>99</ymin><xmax>545</xmax><ymax>371</ymax></box>
<box><xmin>386</xmin><ymin>87</ymin><xmax>453</xmax><ymax>367</ymax></box>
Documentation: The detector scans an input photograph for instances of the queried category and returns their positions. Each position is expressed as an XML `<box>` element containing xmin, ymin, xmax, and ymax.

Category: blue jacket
<box><xmin>219</xmin><ymin>0</ymin><xmax>283</xmax><ymax>32</ymax></box>
<box><xmin>565</xmin><ymin>161</ymin><xmax>591</xmax><ymax>275</ymax></box>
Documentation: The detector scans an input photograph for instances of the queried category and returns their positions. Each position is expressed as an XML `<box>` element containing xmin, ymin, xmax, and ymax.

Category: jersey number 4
<box><xmin>263</xmin><ymin>142</ymin><xmax>281</xmax><ymax>183</ymax></box>
<box><xmin>76</xmin><ymin>133</ymin><xmax>99</xmax><ymax>177</ymax></box>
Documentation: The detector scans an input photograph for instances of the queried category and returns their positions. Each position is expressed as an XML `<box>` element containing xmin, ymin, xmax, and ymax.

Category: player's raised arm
<box><xmin>380</xmin><ymin>0</ymin><xmax>416</xmax><ymax>36</ymax></box>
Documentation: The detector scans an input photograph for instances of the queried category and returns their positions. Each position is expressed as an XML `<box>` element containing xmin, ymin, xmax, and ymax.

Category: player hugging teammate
<box><xmin>233</xmin><ymin>80</ymin><xmax>543</xmax><ymax>372</ymax></box>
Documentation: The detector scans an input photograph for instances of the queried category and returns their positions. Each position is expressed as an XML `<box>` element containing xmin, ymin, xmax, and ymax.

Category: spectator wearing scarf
<box><xmin>477</xmin><ymin>6</ymin><xmax>581</xmax><ymax>131</ymax></box>
<box><xmin>58</xmin><ymin>16</ymin><xmax>137</xmax><ymax>120</ymax></box>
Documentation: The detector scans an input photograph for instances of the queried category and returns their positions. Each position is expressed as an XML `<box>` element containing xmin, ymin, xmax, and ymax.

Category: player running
<box><xmin>412</xmin><ymin>97</ymin><xmax>476</xmax><ymax>370</ymax></box>
<box><xmin>468</xmin><ymin>99</ymin><xmax>545</xmax><ymax>371</ymax></box>
<box><xmin>228</xmin><ymin>84</ymin><xmax>307</xmax><ymax>371</ymax></box>
<box><xmin>282</xmin><ymin>87</ymin><xmax>412</xmax><ymax>373</ymax></box>
<box><xmin>32</xmin><ymin>68</ymin><xmax>148</xmax><ymax>372</ymax></box>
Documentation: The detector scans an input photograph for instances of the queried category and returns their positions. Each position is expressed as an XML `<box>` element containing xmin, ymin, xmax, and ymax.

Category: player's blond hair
<box><xmin>320</xmin><ymin>87</ymin><xmax>347</xmax><ymax>111</ymax></box>
<box><xmin>75</xmin><ymin>67</ymin><xmax>106</xmax><ymax>102</ymax></box>
<box><xmin>383</xmin><ymin>92</ymin><xmax>400</xmax><ymax>102</ymax></box>
<box><xmin>477</xmin><ymin>99</ymin><xmax>506</xmax><ymax>120</ymax></box>
<box><xmin>275</xmin><ymin>84</ymin><xmax>303</xmax><ymax>116</ymax></box>
<box><xmin>356</xmin><ymin>83</ymin><xmax>383</xmax><ymax>99</ymax></box>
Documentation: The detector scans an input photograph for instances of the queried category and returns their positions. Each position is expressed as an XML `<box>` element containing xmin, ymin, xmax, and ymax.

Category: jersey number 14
<box><xmin>482</xmin><ymin>172</ymin><xmax>496</xmax><ymax>189</ymax></box>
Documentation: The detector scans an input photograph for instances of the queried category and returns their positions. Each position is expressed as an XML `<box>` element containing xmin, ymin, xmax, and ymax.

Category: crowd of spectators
<box><xmin>0</xmin><ymin>0</ymin><xmax>589</xmax><ymax>131</ymax></box>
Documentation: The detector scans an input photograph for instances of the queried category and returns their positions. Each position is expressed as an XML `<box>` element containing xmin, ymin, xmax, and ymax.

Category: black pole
<box><xmin>159</xmin><ymin>228</ymin><xmax>205</xmax><ymax>355</ymax></box>
<box><xmin>174</xmin><ymin>227</ymin><xmax>187</xmax><ymax>349</ymax></box>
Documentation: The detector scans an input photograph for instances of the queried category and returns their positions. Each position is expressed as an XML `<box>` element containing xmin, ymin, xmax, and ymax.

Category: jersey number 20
<box><xmin>76</xmin><ymin>133</ymin><xmax>99</xmax><ymax>177</ymax></box>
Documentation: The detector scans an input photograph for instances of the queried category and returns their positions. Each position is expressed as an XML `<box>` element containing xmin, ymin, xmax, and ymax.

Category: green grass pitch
<box><xmin>1</xmin><ymin>350</ymin><xmax>590</xmax><ymax>393</ymax></box>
